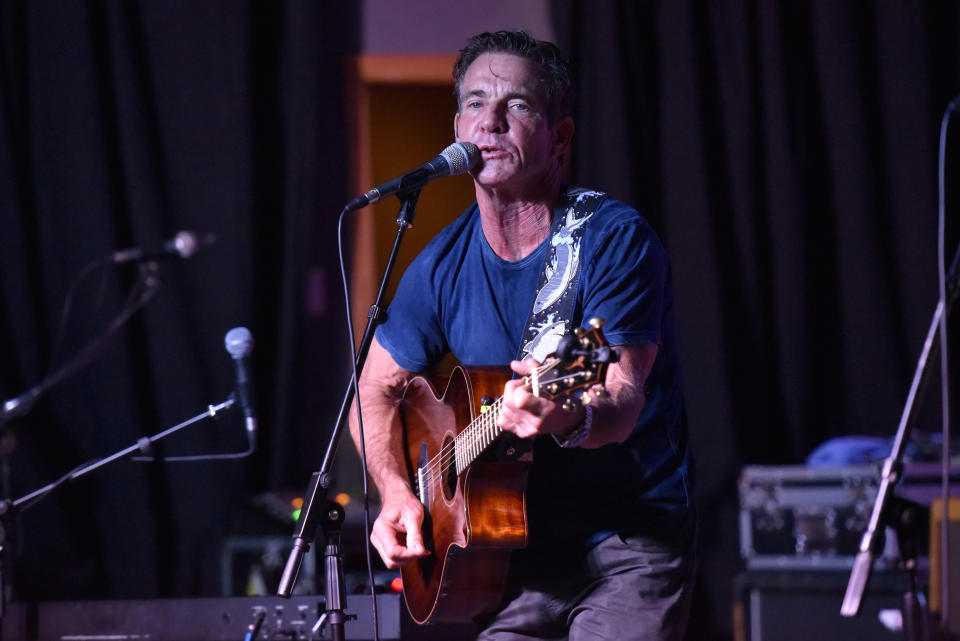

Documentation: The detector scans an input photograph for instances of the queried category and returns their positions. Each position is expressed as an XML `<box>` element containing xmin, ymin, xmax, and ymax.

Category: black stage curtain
<box><xmin>0</xmin><ymin>2</ymin><xmax>358</xmax><ymax>599</ymax></box>
<box><xmin>3</xmin><ymin>1</ymin><xmax>960</xmax><ymax>636</ymax></box>
<box><xmin>555</xmin><ymin>2</ymin><xmax>960</xmax><ymax>639</ymax></box>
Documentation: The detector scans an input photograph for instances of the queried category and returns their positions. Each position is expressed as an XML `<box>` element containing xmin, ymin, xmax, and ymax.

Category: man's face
<box><xmin>454</xmin><ymin>52</ymin><xmax>570</xmax><ymax>195</ymax></box>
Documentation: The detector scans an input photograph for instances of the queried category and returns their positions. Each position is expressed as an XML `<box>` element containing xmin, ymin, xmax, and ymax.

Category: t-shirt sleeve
<box><xmin>580</xmin><ymin>210</ymin><xmax>668</xmax><ymax>347</ymax></box>
<box><xmin>374</xmin><ymin>250</ymin><xmax>449</xmax><ymax>373</ymax></box>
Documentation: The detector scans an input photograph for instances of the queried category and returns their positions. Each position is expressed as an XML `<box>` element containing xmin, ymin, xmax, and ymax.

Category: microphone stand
<box><xmin>0</xmin><ymin>395</ymin><xmax>240</xmax><ymax>638</ymax></box>
<box><xmin>0</xmin><ymin>262</ymin><xmax>163</xmax><ymax>428</ymax></box>
<box><xmin>276</xmin><ymin>190</ymin><xmax>422</xmax><ymax>641</ymax></box>
<box><xmin>0</xmin><ymin>261</ymin><xmax>163</xmax><ymax>629</ymax></box>
<box><xmin>841</xmin><ymin>240</ymin><xmax>960</xmax><ymax>638</ymax></box>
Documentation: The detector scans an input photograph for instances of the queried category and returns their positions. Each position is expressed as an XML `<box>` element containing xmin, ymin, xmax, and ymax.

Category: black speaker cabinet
<box><xmin>734</xmin><ymin>569</ymin><xmax>912</xmax><ymax>641</ymax></box>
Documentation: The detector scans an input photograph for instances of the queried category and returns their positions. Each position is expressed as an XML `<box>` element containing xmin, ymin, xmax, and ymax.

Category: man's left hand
<box><xmin>497</xmin><ymin>358</ymin><xmax>585</xmax><ymax>439</ymax></box>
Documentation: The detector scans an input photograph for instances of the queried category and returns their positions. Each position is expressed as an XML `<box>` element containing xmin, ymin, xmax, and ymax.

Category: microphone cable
<box><xmin>934</xmin><ymin>93</ymin><xmax>959</xmax><ymax>634</ymax></box>
<box><xmin>337</xmin><ymin>204</ymin><xmax>380</xmax><ymax>641</ymax></box>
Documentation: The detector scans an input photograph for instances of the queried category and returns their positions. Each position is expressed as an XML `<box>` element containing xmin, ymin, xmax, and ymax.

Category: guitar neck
<box><xmin>447</xmin><ymin>332</ymin><xmax>612</xmax><ymax>477</ymax></box>
<box><xmin>453</xmin><ymin>397</ymin><xmax>504</xmax><ymax>475</ymax></box>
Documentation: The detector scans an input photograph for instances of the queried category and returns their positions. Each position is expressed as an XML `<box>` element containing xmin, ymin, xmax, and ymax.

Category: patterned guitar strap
<box><xmin>495</xmin><ymin>186</ymin><xmax>606</xmax><ymax>460</ymax></box>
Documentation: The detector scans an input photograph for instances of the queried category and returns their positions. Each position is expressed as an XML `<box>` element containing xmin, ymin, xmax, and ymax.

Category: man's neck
<box><xmin>476</xmin><ymin>175</ymin><xmax>562</xmax><ymax>262</ymax></box>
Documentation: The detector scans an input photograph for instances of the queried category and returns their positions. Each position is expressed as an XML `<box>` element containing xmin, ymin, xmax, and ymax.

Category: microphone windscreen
<box><xmin>168</xmin><ymin>231</ymin><xmax>199</xmax><ymax>258</ymax></box>
<box><xmin>442</xmin><ymin>142</ymin><xmax>480</xmax><ymax>175</ymax></box>
<box><xmin>224</xmin><ymin>327</ymin><xmax>254</xmax><ymax>359</ymax></box>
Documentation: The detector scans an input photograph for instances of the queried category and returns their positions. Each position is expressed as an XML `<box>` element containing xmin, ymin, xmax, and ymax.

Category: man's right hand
<box><xmin>370</xmin><ymin>491</ymin><xmax>431</xmax><ymax>569</ymax></box>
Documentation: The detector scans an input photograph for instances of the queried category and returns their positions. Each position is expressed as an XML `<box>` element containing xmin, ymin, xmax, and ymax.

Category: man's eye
<box><xmin>511</xmin><ymin>103</ymin><xmax>529</xmax><ymax>111</ymax></box>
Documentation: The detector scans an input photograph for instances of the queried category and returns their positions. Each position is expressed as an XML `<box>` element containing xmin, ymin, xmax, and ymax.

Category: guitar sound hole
<box><xmin>441</xmin><ymin>435</ymin><xmax>457</xmax><ymax>501</ymax></box>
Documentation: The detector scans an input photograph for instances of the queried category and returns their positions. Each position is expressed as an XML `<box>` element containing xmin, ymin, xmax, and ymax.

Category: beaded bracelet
<box><xmin>552</xmin><ymin>404</ymin><xmax>593</xmax><ymax>448</ymax></box>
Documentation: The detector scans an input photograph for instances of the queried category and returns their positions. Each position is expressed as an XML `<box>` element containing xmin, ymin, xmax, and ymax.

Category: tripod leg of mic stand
<box><xmin>903</xmin><ymin>558</ymin><xmax>928</xmax><ymax>641</ymax></box>
<box><xmin>0</xmin><ymin>523</ymin><xmax>6</xmax><ymax>641</ymax></box>
<box><xmin>892</xmin><ymin>499</ymin><xmax>930</xmax><ymax>641</ymax></box>
<box><xmin>315</xmin><ymin>502</ymin><xmax>356</xmax><ymax>641</ymax></box>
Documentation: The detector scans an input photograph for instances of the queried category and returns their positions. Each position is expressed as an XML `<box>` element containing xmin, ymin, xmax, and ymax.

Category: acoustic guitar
<box><xmin>398</xmin><ymin>319</ymin><xmax>618</xmax><ymax>624</ymax></box>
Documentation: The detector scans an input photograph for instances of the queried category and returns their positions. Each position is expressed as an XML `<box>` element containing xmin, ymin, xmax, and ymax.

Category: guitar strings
<box><xmin>418</xmin><ymin>397</ymin><xmax>503</xmax><ymax>493</ymax></box>
<box><xmin>416</xmin><ymin>359</ymin><xmax>588</xmax><ymax>494</ymax></box>
<box><xmin>417</xmin><ymin>364</ymin><xmax>595</xmax><ymax>495</ymax></box>
<box><xmin>419</xmin><ymin>358</ymin><xmax>561</xmax><ymax>485</ymax></box>
<box><xmin>419</xmin><ymin>363</ymin><xmax>592</xmax><ymax>488</ymax></box>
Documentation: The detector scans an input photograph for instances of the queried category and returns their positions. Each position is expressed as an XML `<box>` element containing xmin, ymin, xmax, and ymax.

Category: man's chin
<box><xmin>474</xmin><ymin>169</ymin><xmax>520</xmax><ymax>190</ymax></box>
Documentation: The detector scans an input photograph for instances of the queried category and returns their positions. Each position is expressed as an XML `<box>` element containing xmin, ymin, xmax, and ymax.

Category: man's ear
<box><xmin>552</xmin><ymin>116</ymin><xmax>575</xmax><ymax>158</ymax></box>
<box><xmin>454</xmin><ymin>112</ymin><xmax>461</xmax><ymax>141</ymax></box>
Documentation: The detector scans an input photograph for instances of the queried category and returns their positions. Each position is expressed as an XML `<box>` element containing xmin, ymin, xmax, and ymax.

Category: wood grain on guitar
<box><xmin>398</xmin><ymin>319</ymin><xmax>617</xmax><ymax>624</ymax></box>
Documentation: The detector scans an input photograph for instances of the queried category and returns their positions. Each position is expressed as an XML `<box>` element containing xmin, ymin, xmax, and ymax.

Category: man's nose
<box><xmin>480</xmin><ymin>105</ymin><xmax>507</xmax><ymax>133</ymax></box>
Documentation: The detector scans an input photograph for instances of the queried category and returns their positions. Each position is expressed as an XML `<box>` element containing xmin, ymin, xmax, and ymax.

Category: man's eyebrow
<box><xmin>504</xmin><ymin>91</ymin><xmax>536</xmax><ymax>103</ymax></box>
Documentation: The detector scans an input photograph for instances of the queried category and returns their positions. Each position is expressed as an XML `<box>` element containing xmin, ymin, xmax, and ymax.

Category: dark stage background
<box><xmin>555</xmin><ymin>3</ymin><xmax>960</xmax><ymax>636</ymax></box>
<box><xmin>1</xmin><ymin>2</ymin><xmax>959</xmax><ymax>639</ymax></box>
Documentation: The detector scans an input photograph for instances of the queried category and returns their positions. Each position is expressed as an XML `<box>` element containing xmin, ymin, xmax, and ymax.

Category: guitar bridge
<box><xmin>416</xmin><ymin>442</ymin><xmax>430</xmax><ymax>514</ymax></box>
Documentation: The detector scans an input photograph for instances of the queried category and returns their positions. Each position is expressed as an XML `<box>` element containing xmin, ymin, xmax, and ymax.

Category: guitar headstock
<box><xmin>529</xmin><ymin>317</ymin><xmax>619</xmax><ymax>405</ymax></box>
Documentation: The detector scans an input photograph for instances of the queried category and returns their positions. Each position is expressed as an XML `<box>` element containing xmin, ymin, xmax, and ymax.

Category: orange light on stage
<box><xmin>334</xmin><ymin>493</ymin><xmax>351</xmax><ymax>506</ymax></box>
<box><xmin>290</xmin><ymin>497</ymin><xmax>304</xmax><ymax>522</ymax></box>
<box><xmin>390</xmin><ymin>577</ymin><xmax>403</xmax><ymax>593</ymax></box>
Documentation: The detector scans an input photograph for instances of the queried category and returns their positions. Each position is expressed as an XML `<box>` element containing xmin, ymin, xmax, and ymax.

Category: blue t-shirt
<box><xmin>377</xmin><ymin>194</ymin><xmax>693</xmax><ymax>544</ymax></box>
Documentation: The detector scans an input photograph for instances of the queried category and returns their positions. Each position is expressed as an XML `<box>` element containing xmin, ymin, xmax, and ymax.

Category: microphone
<box><xmin>0</xmin><ymin>387</ymin><xmax>41</xmax><ymax>425</ymax></box>
<box><xmin>345</xmin><ymin>142</ymin><xmax>480</xmax><ymax>211</ymax></box>
<box><xmin>112</xmin><ymin>231</ymin><xmax>215</xmax><ymax>263</ymax></box>
<box><xmin>224</xmin><ymin>327</ymin><xmax>257</xmax><ymax>445</ymax></box>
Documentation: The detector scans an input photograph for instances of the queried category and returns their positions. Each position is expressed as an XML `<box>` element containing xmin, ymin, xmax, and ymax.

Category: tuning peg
<box><xmin>562</xmin><ymin>399</ymin><xmax>577</xmax><ymax>412</ymax></box>
<box><xmin>582</xmin><ymin>392</ymin><xmax>593</xmax><ymax>405</ymax></box>
<box><xmin>595</xmin><ymin>386</ymin><xmax>610</xmax><ymax>398</ymax></box>
<box><xmin>588</xmin><ymin>317</ymin><xmax>605</xmax><ymax>329</ymax></box>
<box><xmin>573</xmin><ymin>327</ymin><xmax>586</xmax><ymax>338</ymax></box>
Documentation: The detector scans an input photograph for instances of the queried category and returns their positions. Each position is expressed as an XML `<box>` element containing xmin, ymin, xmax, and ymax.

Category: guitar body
<box><xmin>399</xmin><ymin>366</ymin><xmax>529</xmax><ymax>625</ymax></box>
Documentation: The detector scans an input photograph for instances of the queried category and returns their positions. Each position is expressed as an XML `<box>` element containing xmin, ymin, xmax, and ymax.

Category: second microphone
<box><xmin>345</xmin><ymin>142</ymin><xmax>480</xmax><ymax>211</ymax></box>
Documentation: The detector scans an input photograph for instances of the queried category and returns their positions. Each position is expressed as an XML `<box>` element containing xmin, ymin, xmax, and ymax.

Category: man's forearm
<box><xmin>349</xmin><ymin>391</ymin><xmax>414</xmax><ymax>497</ymax></box>
<box><xmin>574</xmin><ymin>342</ymin><xmax>655</xmax><ymax>448</ymax></box>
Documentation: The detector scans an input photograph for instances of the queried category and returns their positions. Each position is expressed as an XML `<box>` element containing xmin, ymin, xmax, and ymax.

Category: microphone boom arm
<box><xmin>841</xmin><ymin>234</ymin><xmax>960</xmax><ymax>629</ymax></box>
<box><xmin>1</xmin><ymin>396</ymin><xmax>239</xmax><ymax>518</ymax></box>
<box><xmin>0</xmin><ymin>262</ymin><xmax>163</xmax><ymax>427</ymax></box>
<box><xmin>276</xmin><ymin>189</ymin><xmax>423</xmax><ymax>641</ymax></box>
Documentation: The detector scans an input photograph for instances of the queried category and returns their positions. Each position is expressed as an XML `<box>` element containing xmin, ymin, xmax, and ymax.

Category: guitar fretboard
<box><xmin>452</xmin><ymin>397</ymin><xmax>505</xmax><ymax>475</ymax></box>
<box><xmin>422</xmin><ymin>356</ymin><xmax>600</xmax><ymax>494</ymax></box>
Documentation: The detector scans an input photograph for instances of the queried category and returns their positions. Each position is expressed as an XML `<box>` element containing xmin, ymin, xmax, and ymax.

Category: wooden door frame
<box><xmin>347</xmin><ymin>54</ymin><xmax>457</xmax><ymax>341</ymax></box>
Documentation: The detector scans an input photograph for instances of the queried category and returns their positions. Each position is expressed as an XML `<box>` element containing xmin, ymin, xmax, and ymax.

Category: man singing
<box><xmin>350</xmin><ymin>30</ymin><xmax>695</xmax><ymax>641</ymax></box>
